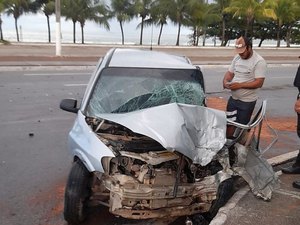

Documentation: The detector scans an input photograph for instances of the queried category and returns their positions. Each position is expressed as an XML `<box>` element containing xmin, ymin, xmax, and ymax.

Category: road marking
<box><xmin>64</xmin><ymin>84</ymin><xmax>87</xmax><ymax>87</ymax></box>
<box><xmin>24</xmin><ymin>72</ymin><xmax>90</xmax><ymax>76</ymax></box>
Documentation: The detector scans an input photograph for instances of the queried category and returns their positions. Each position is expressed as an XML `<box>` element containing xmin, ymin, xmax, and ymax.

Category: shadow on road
<box><xmin>79</xmin><ymin>206</ymin><xmax>178</xmax><ymax>225</ymax></box>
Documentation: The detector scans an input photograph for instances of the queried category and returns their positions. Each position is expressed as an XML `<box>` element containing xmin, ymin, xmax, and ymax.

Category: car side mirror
<box><xmin>60</xmin><ymin>99</ymin><xmax>79</xmax><ymax>113</ymax></box>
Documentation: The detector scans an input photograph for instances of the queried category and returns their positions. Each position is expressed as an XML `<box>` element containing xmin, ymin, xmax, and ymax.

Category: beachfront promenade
<box><xmin>0</xmin><ymin>43</ymin><xmax>299</xmax><ymax>67</ymax></box>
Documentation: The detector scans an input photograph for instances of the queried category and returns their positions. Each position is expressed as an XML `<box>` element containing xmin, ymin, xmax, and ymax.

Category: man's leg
<box><xmin>226</xmin><ymin>97</ymin><xmax>237</xmax><ymax>138</ymax></box>
<box><xmin>282</xmin><ymin>110</ymin><xmax>300</xmax><ymax>174</ymax></box>
<box><xmin>226</xmin><ymin>98</ymin><xmax>256</xmax><ymax>137</ymax></box>
<box><xmin>235</xmin><ymin>100</ymin><xmax>256</xmax><ymax>125</ymax></box>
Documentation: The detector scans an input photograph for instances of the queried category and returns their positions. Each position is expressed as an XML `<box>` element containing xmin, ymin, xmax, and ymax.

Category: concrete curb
<box><xmin>0</xmin><ymin>63</ymin><xmax>298</xmax><ymax>72</ymax></box>
<box><xmin>0</xmin><ymin>65</ymin><xmax>96</xmax><ymax>71</ymax></box>
<box><xmin>267</xmin><ymin>150</ymin><xmax>299</xmax><ymax>166</ymax></box>
<box><xmin>210</xmin><ymin>186</ymin><xmax>250</xmax><ymax>225</ymax></box>
<box><xmin>210</xmin><ymin>150</ymin><xmax>299</xmax><ymax>225</ymax></box>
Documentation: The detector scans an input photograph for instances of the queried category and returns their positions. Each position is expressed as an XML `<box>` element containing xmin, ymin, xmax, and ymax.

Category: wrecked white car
<box><xmin>60</xmin><ymin>48</ymin><xmax>277</xmax><ymax>225</ymax></box>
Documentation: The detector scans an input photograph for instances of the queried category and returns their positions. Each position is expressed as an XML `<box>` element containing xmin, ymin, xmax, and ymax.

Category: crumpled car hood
<box><xmin>95</xmin><ymin>103</ymin><xmax>227</xmax><ymax>166</ymax></box>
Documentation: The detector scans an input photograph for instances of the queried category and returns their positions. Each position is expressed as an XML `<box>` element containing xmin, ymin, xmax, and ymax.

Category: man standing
<box><xmin>282</xmin><ymin>60</ymin><xmax>300</xmax><ymax>189</ymax></box>
<box><xmin>223</xmin><ymin>36</ymin><xmax>267</xmax><ymax>136</ymax></box>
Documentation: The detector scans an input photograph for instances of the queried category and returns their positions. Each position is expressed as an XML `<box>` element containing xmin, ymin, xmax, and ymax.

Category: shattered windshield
<box><xmin>86</xmin><ymin>67</ymin><xmax>205</xmax><ymax>116</ymax></box>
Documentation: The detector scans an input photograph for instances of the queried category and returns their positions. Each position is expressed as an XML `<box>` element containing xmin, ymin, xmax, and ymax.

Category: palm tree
<box><xmin>78</xmin><ymin>2</ymin><xmax>110</xmax><ymax>44</ymax></box>
<box><xmin>166</xmin><ymin>0</ymin><xmax>191</xmax><ymax>46</ymax></box>
<box><xmin>93</xmin><ymin>3</ymin><xmax>111</xmax><ymax>42</ymax></box>
<box><xmin>0</xmin><ymin>0</ymin><xmax>4</xmax><ymax>40</ymax></box>
<box><xmin>252</xmin><ymin>20</ymin><xmax>277</xmax><ymax>47</ymax></box>
<box><xmin>187</xmin><ymin>0</ymin><xmax>219</xmax><ymax>46</ymax></box>
<box><xmin>185</xmin><ymin>0</ymin><xmax>206</xmax><ymax>46</ymax></box>
<box><xmin>110</xmin><ymin>0</ymin><xmax>134</xmax><ymax>45</ymax></box>
<box><xmin>214</xmin><ymin>0</ymin><xmax>231</xmax><ymax>46</ymax></box>
<box><xmin>35</xmin><ymin>0</ymin><xmax>55</xmax><ymax>43</ymax></box>
<box><xmin>2</xmin><ymin>0</ymin><xmax>31</xmax><ymax>42</ymax></box>
<box><xmin>224</xmin><ymin>0</ymin><xmax>267</xmax><ymax>37</ymax></box>
<box><xmin>62</xmin><ymin>0</ymin><xmax>81</xmax><ymax>43</ymax></box>
<box><xmin>264</xmin><ymin>0</ymin><xmax>300</xmax><ymax>47</ymax></box>
<box><xmin>62</xmin><ymin>0</ymin><xmax>111</xmax><ymax>44</ymax></box>
<box><xmin>133</xmin><ymin>0</ymin><xmax>153</xmax><ymax>45</ymax></box>
<box><xmin>143</xmin><ymin>0</ymin><xmax>169</xmax><ymax>45</ymax></box>
<box><xmin>42</xmin><ymin>0</ymin><xmax>55</xmax><ymax>43</ymax></box>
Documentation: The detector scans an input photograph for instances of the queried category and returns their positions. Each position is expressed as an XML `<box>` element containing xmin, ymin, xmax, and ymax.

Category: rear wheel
<box><xmin>64</xmin><ymin>160</ymin><xmax>92</xmax><ymax>224</ymax></box>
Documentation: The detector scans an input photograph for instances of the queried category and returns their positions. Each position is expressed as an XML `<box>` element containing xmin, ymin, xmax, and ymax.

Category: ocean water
<box><xmin>1</xmin><ymin>13</ymin><xmax>194</xmax><ymax>46</ymax></box>
<box><xmin>1</xmin><ymin>13</ymin><xmax>293</xmax><ymax>47</ymax></box>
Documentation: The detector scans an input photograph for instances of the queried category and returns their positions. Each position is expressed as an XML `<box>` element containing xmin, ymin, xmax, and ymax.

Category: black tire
<box><xmin>191</xmin><ymin>214</ymin><xmax>209</xmax><ymax>225</ymax></box>
<box><xmin>207</xmin><ymin>178</ymin><xmax>234</xmax><ymax>220</ymax></box>
<box><xmin>64</xmin><ymin>160</ymin><xmax>92</xmax><ymax>225</ymax></box>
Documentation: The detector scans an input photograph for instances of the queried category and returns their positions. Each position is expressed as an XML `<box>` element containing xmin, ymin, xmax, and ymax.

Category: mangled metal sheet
<box><xmin>94</xmin><ymin>103</ymin><xmax>227</xmax><ymax>166</ymax></box>
<box><xmin>232</xmin><ymin>142</ymin><xmax>279</xmax><ymax>201</ymax></box>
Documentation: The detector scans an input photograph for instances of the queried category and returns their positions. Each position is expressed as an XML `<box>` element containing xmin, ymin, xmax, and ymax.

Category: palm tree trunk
<box><xmin>192</xmin><ymin>26</ymin><xmax>196</xmax><ymax>46</ymax></box>
<box><xmin>202</xmin><ymin>27</ymin><xmax>207</xmax><ymax>47</ymax></box>
<box><xmin>249</xmin><ymin>18</ymin><xmax>254</xmax><ymax>37</ymax></box>
<box><xmin>73</xmin><ymin>20</ymin><xmax>76</xmax><ymax>44</ymax></box>
<box><xmin>81</xmin><ymin>23</ymin><xmax>84</xmax><ymax>44</ymax></box>
<box><xmin>276</xmin><ymin>22</ymin><xmax>281</xmax><ymax>47</ymax></box>
<box><xmin>221</xmin><ymin>15</ymin><xmax>226</xmax><ymax>46</ymax></box>
<box><xmin>139</xmin><ymin>17</ymin><xmax>144</xmax><ymax>45</ymax></box>
<box><xmin>196</xmin><ymin>26</ymin><xmax>200</xmax><ymax>46</ymax></box>
<box><xmin>157</xmin><ymin>23</ymin><xmax>163</xmax><ymax>45</ymax></box>
<box><xmin>196</xmin><ymin>28</ymin><xmax>199</xmax><ymax>46</ymax></box>
<box><xmin>245</xmin><ymin>24</ymin><xmax>248</xmax><ymax>37</ymax></box>
<box><xmin>251</xmin><ymin>19</ymin><xmax>254</xmax><ymax>37</ymax></box>
<box><xmin>46</xmin><ymin>15</ymin><xmax>51</xmax><ymax>43</ymax></box>
<box><xmin>286</xmin><ymin>25</ymin><xmax>291</xmax><ymax>47</ymax></box>
<box><xmin>14</xmin><ymin>17</ymin><xmax>19</xmax><ymax>42</ymax></box>
<box><xmin>224</xmin><ymin>37</ymin><xmax>229</xmax><ymax>46</ymax></box>
<box><xmin>0</xmin><ymin>15</ymin><xmax>3</xmax><ymax>40</ymax></box>
<box><xmin>258</xmin><ymin>38</ymin><xmax>264</xmax><ymax>47</ymax></box>
<box><xmin>176</xmin><ymin>22</ymin><xmax>181</xmax><ymax>46</ymax></box>
<box><xmin>119</xmin><ymin>20</ymin><xmax>124</xmax><ymax>45</ymax></box>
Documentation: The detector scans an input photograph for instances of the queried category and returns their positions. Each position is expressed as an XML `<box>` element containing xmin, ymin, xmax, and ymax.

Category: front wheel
<box><xmin>207</xmin><ymin>178</ymin><xmax>234</xmax><ymax>220</ymax></box>
<box><xmin>64</xmin><ymin>160</ymin><xmax>92</xmax><ymax>224</ymax></box>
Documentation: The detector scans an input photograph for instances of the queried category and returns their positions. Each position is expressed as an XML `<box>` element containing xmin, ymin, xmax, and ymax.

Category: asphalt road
<box><xmin>0</xmin><ymin>64</ymin><xmax>299</xmax><ymax>225</ymax></box>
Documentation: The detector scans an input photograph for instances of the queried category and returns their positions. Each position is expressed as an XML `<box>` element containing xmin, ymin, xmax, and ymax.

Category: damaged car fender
<box><xmin>68</xmin><ymin>110</ymin><xmax>115</xmax><ymax>172</ymax></box>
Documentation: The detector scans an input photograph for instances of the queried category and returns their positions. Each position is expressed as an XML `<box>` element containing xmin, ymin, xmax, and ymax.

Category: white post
<box><xmin>55</xmin><ymin>0</ymin><xmax>61</xmax><ymax>56</ymax></box>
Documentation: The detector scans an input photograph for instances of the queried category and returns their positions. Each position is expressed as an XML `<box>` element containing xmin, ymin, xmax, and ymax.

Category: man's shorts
<box><xmin>226</xmin><ymin>97</ymin><xmax>256</xmax><ymax>125</ymax></box>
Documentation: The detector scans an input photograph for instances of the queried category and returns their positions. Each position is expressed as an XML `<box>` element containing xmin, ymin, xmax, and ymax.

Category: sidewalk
<box><xmin>1</xmin><ymin>42</ymin><xmax>300</xmax><ymax>225</ymax></box>
<box><xmin>0</xmin><ymin>43</ymin><xmax>299</xmax><ymax>68</ymax></box>
<box><xmin>211</xmin><ymin>151</ymin><xmax>300</xmax><ymax>225</ymax></box>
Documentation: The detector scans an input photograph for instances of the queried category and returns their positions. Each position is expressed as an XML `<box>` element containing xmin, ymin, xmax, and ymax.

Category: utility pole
<box><xmin>55</xmin><ymin>0</ymin><xmax>61</xmax><ymax>56</ymax></box>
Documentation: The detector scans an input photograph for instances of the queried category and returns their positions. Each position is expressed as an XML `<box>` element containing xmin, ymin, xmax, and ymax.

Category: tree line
<box><xmin>0</xmin><ymin>0</ymin><xmax>299</xmax><ymax>47</ymax></box>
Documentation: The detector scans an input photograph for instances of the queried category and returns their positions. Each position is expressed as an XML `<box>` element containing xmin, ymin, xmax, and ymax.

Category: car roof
<box><xmin>107</xmin><ymin>48</ymin><xmax>196</xmax><ymax>69</ymax></box>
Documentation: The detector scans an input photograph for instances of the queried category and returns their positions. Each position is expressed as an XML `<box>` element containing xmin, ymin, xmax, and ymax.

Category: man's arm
<box><xmin>228</xmin><ymin>77</ymin><xmax>265</xmax><ymax>90</ymax></box>
<box><xmin>223</xmin><ymin>71</ymin><xmax>234</xmax><ymax>89</ymax></box>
